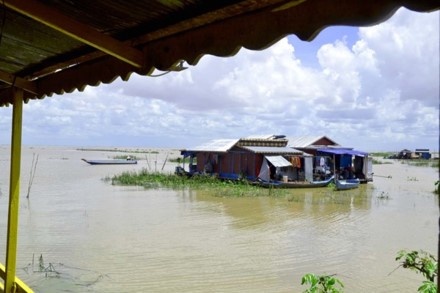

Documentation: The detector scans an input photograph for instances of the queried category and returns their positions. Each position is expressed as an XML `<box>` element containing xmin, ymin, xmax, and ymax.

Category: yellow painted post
<box><xmin>4</xmin><ymin>88</ymin><xmax>24</xmax><ymax>293</ymax></box>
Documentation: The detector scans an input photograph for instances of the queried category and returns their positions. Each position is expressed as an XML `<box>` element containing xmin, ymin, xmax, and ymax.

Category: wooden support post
<box><xmin>4</xmin><ymin>88</ymin><xmax>23</xmax><ymax>293</ymax></box>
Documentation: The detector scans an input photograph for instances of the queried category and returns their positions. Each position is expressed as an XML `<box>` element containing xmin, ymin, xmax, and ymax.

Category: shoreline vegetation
<box><xmin>106</xmin><ymin>169</ymin><xmax>287</xmax><ymax>197</ymax></box>
<box><xmin>370</xmin><ymin>152</ymin><xmax>439</xmax><ymax>168</ymax></box>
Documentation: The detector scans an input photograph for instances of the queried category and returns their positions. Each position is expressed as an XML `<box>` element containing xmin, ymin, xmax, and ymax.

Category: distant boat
<box><xmin>256</xmin><ymin>176</ymin><xmax>334</xmax><ymax>189</ymax></box>
<box><xmin>335</xmin><ymin>178</ymin><xmax>360</xmax><ymax>190</ymax></box>
<box><xmin>82</xmin><ymin>158</ymin><xmax>137</xmax><ymax>165</ymax></box>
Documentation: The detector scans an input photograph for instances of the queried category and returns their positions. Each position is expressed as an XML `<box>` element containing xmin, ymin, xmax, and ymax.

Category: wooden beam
<box><xmin>5</xmin><ymin>0</ymin><xmax>145</xmax><ymax>68</ymax></box>
<box><xmin>0</xmin><ymin>71</ymin><xmax>38</xmax><ymax>95</ymax></box>
<box><xmin>24</xmin><ymin>0</ymin><xmax>292</xmax><ymax>80</ymax></box>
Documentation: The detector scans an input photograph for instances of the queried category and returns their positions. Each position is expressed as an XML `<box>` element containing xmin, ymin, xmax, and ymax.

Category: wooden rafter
<box><xmin>5</xmin><ymin>0</ymin><xmax>145</xmax><ymax>69</ymax></box>
<box><xmin>24</xmin><ymin>0</ymin><xmax>295</xmax><ymax>80</ymax></box>
<box><xmin>0</xmin><ymin>71</ymin><xmax>38</xmax><ymax>95</ymax></box>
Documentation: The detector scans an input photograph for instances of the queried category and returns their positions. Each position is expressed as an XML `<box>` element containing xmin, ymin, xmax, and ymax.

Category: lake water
<box><xmin>0</xmin><ymin>146</ymin><xmax>438</xmax><ymax>292</ymax></box>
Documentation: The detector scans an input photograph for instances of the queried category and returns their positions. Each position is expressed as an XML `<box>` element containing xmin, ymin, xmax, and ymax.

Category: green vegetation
<box><xmin>370</xmin><ymin>152</ymin><xmax>393</xmax><ymax>158</ymax></box>
<box><xmin>78</xmin><ymin>147</ymin><xmax>161</xmax><ymax>154</ymax></box>
<box><xmin>376</xmin><ymin>191</ymin><xmax>390</xmax><ymax>200</ymax></box>
<box><xmin>327</xmin><ymin>181</ymin><xmax>336</xmax><ymax>191</ymax></box>
<box><xmin>109</xmin><ymin>169</ymin><xmax>286</xmax><ymax>197</ymax></box>
<box><xmin>301</xmin><ymin>273</ymin><xmax>344</xmax><ymax>293</ymax></box>
<box><xmin>395</xmin><ymin>250</ymin><xmax>437</xmax><ymax>293</ymax></box>
<box><xmin>300</xmin><ymin>249</ymin><xmax>437</xmax><ymax>293</ymax></box>
<box><xmin>112</xmin><ymin>155</ymin><xmax>139</xmax><ymax>160</ymax></box>
<box><xmin>402</xmin><ymin>159</ymin><xmax>439</xmax><ymax>168</ymax></box>
<box><xmin>169</xmin><ymin>157</ymin><xmax>196</xmax><ymax>164</ymax></box>
<box><xmin>372</xmin><ymin>158</ymin><xmax>392</xmax><ymax>165</ymax></box>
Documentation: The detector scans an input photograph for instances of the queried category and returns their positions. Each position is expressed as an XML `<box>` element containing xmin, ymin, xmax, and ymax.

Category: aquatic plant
<box><xmin>327</xmin><ymin>182</ymin><xmax>336</xmax><ymax>191</ymax></box>
<box><xmin>372</xmin><ymin>159</ymin><xmax>392</xmax><ymax>165</ymax></box>
<box><xmin>169</xmin><ymin>157</ymin><xmax>196</xmax><ymax>164</ymax></box>
<box><xmin>394</xmin><ymin>250</ymin><xmax>437</xmax><ymax>293</ymax></box>
<box><xmin>376</xmin><ymin>191</ymin><xmax>390</xmax><ymax>199</ymax></box>
<box><xmin>301</xmin><ymin>273</ymin><xmax>344</xmax><ymax>293</ymax></box>
<box><xmin>370</xmin><ymin>152</ymin><xmax>394</xmax><ymax>158</ymax></box>
<box><xmin>112</xmin><ymin>155</ymin><xmax>139</xmax><ymax>160</ymax></box>
<box><xmin>110</xmin><ymin>169</ymin><xmax>286</xmax><ymax>197</ymax></box>
<box><xmin>78</xmin><ymin>147</ymin><xmax>162</xmax><ymax>154</ymax></box>
<box><xmin>403</xmin><ymin>159</ymin><xmax>439</xmax><ymax>168</ymax></box>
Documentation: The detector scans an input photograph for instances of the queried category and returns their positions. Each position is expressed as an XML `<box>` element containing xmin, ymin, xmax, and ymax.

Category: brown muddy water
<box><xmin>0</xmin><ymin>146</ymin><xmax>438</xmax><ymax>293</ymax></box>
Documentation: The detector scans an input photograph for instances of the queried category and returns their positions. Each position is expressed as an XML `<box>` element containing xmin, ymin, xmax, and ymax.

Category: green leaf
<box><xmin>418</xmin><ymin>281</ymin><xmax>437</xmax><ymax>293</ymax></box>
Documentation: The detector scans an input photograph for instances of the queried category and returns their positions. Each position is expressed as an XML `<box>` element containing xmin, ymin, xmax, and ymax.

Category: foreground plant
<box><xmin>395</xmin><ymin>250</ymin><xmax>437</xmax><ymax>293</ymax></box>
<box><xmin>301</xmin><ymin>273</ymin><xmax>344</xmax><ymax>293</ymax></box>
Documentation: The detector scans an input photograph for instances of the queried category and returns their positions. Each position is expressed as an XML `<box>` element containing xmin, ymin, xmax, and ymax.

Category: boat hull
<box><xmin>82</xmin><ymin>159</ymin><xmax>137</xmax><ymax>165</ymax></box>
<box><xmin>257</xmin><ymin>176</ymin><xmax>334</xmax><ymax>189</ymax></box>
<box><xmin>335</xmin><ymin>178</ymin><xmax>360</xmax><ymax>190</ymax></box>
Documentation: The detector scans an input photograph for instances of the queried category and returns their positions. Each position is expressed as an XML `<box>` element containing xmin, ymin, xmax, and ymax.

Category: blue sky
<box><xmin>0</xmin><ymin>8</ymin><xmax>438</xmax><ymax>152</ymax></box>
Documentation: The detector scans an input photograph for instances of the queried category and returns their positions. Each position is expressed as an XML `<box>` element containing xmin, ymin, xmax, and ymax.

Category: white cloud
<box><xmin>0</xmin><ymin>8</ymin><xmax>438</xmax><ymax>151</ymax></box>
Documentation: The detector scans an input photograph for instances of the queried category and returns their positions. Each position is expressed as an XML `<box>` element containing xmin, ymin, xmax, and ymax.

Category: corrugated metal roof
<box><xmin>243</xmin><ymin>134</ymin><xmax>286</xmax><ymax>140</ymax></box>
<box><xmin>1</xmin><ymin>1</ymin><xmax>437</xmax><ymax>106</ymax></box>
<box><xmin>241</xmin><ymin>146</ymin><xmax>303</xmax><ymax>154</ymax></box>
<box><xmin>188</xmin><ymin>139</ymin><xmax>238</xmax><ymax>152</ymax></box>
<box><xmin>286</xmin><ymin>136</ymin><xmax>339</xmax><ymax>148</ymax></box>
<box><xmin>265</xmin><ymin>156</ymin><xmax>292</xmax><ymax>167</ymax></box>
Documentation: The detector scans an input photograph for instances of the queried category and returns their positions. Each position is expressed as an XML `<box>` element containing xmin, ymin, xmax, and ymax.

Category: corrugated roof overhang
<box><xmin>0</xmin><ymin>0</ymin><xmax>438</xmax><ymax>106</ymax></box>
<box><xmin>317</xmin><ymin>148</ymin><xmax>368</xmax><ymax>157</ymax></box>
<box><xmin>265</xmin><ymin>155</ymin><xmax>292</xmax><ymax>167</ymax></box>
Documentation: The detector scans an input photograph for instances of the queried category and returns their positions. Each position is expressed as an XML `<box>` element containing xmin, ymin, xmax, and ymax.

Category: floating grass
<box><xmin>78</xmin><ymin>148</ymin><xmax>162</xmax><ymax>154</ymax></box>
<box><xmin>169</xmin><ymin>157</ymin><xmax>196</xmax><ymax>164</ymax></box>
<box><xmin>112</xmin><ymin>155</ymin><xmax>139</xmax><ymax>160</ymax></box>
<box><xmin>370</xmin><ymin>152</ymin><xmax>394</xmax><ymax>158</ymax></box>
<box><xmin>402</xmin><ymin>159</ymin><xmax>439</xmax><ymax>168</ymax></box>
<box><xmin>110</xmin><ymin>168</ymin><xmax>287</xmax><ymax>197</ymax></box>
<box><xmin>372</xmin><ymin>158</ymin><xmax>392</xmax><ymax>165</ymax></box>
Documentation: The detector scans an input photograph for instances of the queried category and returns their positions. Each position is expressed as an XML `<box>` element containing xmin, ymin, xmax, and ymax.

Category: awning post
<box><xmin>4</xmin><ymin>88</ymin><xmax>24</xmax><ymax>293</ymax></box>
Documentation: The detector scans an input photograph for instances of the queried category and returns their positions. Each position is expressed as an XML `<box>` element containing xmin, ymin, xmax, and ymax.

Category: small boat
<box><xmin>82</xmin><ymin>158</ymin><xmax>137</xmax><ymax>165</ymax></box>
<box><xmin>335</xmin><ymin>178</ymin><xmax>360</xmax><ymax>190</ymax></box>
<box><xmin>256</xmin><ymin>176</ymin><xmax>334</xmax><ymax>189</ymax></box>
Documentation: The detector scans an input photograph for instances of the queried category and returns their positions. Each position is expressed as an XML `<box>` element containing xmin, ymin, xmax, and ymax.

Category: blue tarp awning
<box><xmin>317</xmin><ymin>148</ymin><xmax>368</xmax><ymax>157</ymax></box>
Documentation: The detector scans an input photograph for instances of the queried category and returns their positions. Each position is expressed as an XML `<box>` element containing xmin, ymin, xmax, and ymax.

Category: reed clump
<box><xmin>110</xmin><ymin>168</ymin><xmax>286</xmax><ymax>197</ymax></box>
<box><xmin>403</xmin><ymin>159</ymin><xmax>439</xmax><ymax>168</ymax></box>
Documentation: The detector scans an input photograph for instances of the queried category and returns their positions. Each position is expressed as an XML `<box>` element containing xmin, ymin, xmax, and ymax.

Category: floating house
<box><xmin>180</xmin><ymin>135</ymin><xmax>314</xmax><ymax>182</ymax></box>
<box><xmin>415</xmin><ymin>149</ymin><xmax>431</xmax><ymax>160</ymax></box>
<box><xmin>180</xmin><ymin>135</ymin><xmax>372</xmax><ymax>183</ymax></box>
<box><xmin>287</xmin><ymin>136</ymin><xmax>373</xmax><ymax>183</ymax></box>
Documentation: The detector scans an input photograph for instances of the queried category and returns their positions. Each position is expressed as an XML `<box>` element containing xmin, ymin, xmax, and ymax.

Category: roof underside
<box><xmin>0</xmin><ymin>0</ymin><xmax>438</xmax><ymax>106</ymax></box>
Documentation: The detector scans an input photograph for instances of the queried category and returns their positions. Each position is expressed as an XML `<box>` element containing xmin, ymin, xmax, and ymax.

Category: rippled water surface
<box><xmin>0</xmin><ymin>146</ymin><xmax>438</xmax><ymax>292</ymax></box>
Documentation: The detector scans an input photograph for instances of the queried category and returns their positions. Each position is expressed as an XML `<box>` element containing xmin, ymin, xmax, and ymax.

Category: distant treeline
<box><xmin>77</xmin><ymin>148</ymin><xmax>161</xmax><ymax>154</ymax></box>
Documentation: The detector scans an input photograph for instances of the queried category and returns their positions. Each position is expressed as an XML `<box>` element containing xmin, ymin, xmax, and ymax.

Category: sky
<box><xmin>0</xmin><ymin>8</ymin><xmax>438</xmax><ymax>152</ymax></box>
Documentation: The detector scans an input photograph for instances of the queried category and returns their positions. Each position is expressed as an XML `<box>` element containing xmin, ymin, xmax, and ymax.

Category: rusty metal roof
<box><xmin>0</xmin><ymin>0</ymin><xmax>438</xmax><ymax>106</ymax></box>
<box><xmin>287</xmin><ymin>136</ymin><xmax>340</xmax><ymax>148</ymax></box>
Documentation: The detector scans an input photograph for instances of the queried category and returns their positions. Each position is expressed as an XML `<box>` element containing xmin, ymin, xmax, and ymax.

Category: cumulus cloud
<box><xmin>0</xmin><ymin>8</ymin><xmax>437</xmax><ymax>150</ymax></box>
